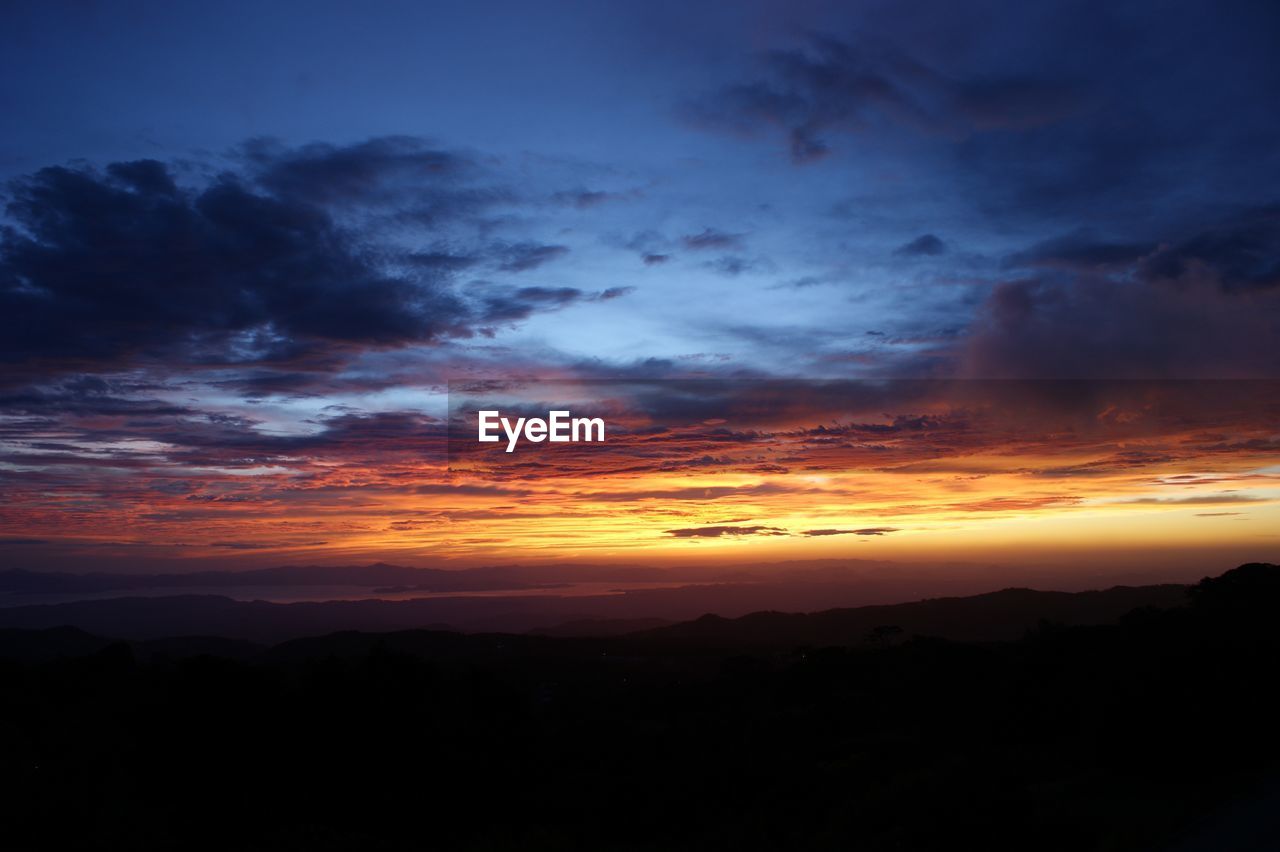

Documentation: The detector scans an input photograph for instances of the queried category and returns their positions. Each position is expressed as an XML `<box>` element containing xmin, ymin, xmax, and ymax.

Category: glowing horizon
<box><xmin>4</xmin><ymin>380</ymin><xmax>1275</xmax><ymax>575</ymax></box>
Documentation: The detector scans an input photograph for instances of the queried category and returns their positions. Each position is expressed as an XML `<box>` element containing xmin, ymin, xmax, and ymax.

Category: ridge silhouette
<box><xmin>0</xmin><ymin>563</ymin><xmax>1276</xmax><ymax>851</ymax></box>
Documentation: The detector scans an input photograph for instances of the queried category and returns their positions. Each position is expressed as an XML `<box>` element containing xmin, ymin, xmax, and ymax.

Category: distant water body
<box><xmin>0</xmin><ymin>581</ymin><xmax>687</xmax><ymax>608</ymax></box>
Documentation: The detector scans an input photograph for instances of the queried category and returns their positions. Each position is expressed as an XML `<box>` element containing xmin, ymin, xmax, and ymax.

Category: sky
<box><xmin>1</xmin><ymin>0</ymin><xmax>1278</xmax><ymax>576</ymax></box>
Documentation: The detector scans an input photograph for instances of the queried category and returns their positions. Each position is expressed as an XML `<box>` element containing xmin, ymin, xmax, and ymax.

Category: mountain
<box><xmin>532</xmin><ymin>617</ymin><xmax>676</xmax><ymax>637</ymax></box>
<box><xmin>635</xmin><ymin>584</ymin><xmax>1191</xmax><ymax>647</ymax></box>
<box><xmin>0</xmin><ymin>625</ymin><xmax>117</xmax><ymax>662</ymax></box>
<box><xmin>0</xmin><ymin>626</ymin><xmax>262</xmax><ymax>664</ymax></box>
<box><xmin>0</xmin><ymin>562</ymin><xmax>582</xmax><ymax>594</ymax></box>
<box><xmin>2</xmin><ymin>564</ymin><xmax>1279</xmax><ymax>852</ymax></box>
<box><xmin>0</xmin><ymin>578</ymin><xmax>1191</xmax><ymax>645</ymax></box>
<box><xmin>0</xmin><ymin>557</ymin><xmax>1145</xmax><ymax>598</ymax></box>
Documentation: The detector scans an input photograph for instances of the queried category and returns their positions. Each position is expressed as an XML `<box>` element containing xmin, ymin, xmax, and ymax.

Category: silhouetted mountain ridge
<box><xmin>0</xmin><ymin>576</ymin><xmax>1195</xmax><ymax>647</ymax></box>
<box><xmin>0</xmin><ymin>562</ymin><xmax>593</xmax><ymax>594</ymax></box>
<box><xmin>2</xmin><ymin>563</ymin><xmax>1279</xmax><ymax>851</ymax></box>
<box><xmin>0</xmin><ymin>625</ymin><xmax>264</xmax><ymax>664</ymax></box>
<box><xmin>531</xmin><ymin>617</ymin><xmax>675</xmax><ymax>637</ymax></box>
<box><xmin>635</xmin><ymin>583</ymin><xmax>1192</xmax><ymax>646</ymax></box>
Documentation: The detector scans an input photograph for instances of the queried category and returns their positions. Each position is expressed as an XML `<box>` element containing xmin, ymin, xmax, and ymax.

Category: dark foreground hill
<box><xmin>0</xmin><ymin>578</ymin><xmax>1189</xmax><ymax>643</ymax></box>
<box><xmin>635</xmin><ymin>583</ymin><xmax>1190</xmax><ymax>646</ymax></box>
<box><xmin>0</xmin><ymin>581</ymin><xmax>1188</xmax><ymax>666</ymax></box>
<box><xmin>1</xmin><ymin>564</ymin><xmax>1278</xmax><ymax>851</ymax></box>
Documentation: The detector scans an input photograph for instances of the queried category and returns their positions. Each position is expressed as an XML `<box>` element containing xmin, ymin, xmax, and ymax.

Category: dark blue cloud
<box><xmin>681</xmin><ymin>229</ymin><xmax>744</xmax><ymax>251</ymax></box>
<box><xmin>492</xmin><ymin>242</ymin><xmax>570</xmax><ymax>272</ymax></box>
<box><xmin>1140</xmin><ymin>206</ymin><xmax>1280</xmax><ymax>292</ymax></box>
<box><xmin>895</xmin><ymin>234</ymin><xmax>946</xmax><ymax>257</ymax></box>
<box><xmin>687</xmin><ymin>35</ymin><xmax>1085</xmax><ymax>163</ymax></box>
<box><xmin>480</xmin><ymin>286</ymin><xmax>583</xmax><ymax>322</ymax></box>
<box><xmin>0</xmin><ymin>156</ymin><xmax>468</xmax><ymax>371</ymax></box>
<box><xmin>242</xmin><ymin>136</ymin><xmax>476</xmax><ymax>206</ymax></box>
<box><xmin>0</xmin><ymin>139</ymin><xmax>604</xmax><ymax>378</ymax></box>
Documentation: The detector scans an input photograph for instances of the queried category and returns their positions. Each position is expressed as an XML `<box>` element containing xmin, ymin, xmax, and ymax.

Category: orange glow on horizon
<box><xmin>5</xmin><ymin>381</ymin><xmax>1277</xmax><ymax>572</ymax></box>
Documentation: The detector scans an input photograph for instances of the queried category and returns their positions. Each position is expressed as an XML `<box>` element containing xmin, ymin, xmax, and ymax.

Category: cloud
<box><xmin>550</xmin><ymin>188</ymin><xmax>635</xmax><ymax>209</ymax></box>
<box><xmin>5</xmin><ymin>371</ymin><xmax>1275</xmax><ymax>564</ymax></box>
<box><xmin>664</xmin><ymin>525</ymin><xmax>788</xmax><ymax>538</ymax></box>
<box><xmin>1139</xmin><ymin>206</ymin><xmax>1280</xmax><ymax>291</ymax></box>
<box><xmin>492</xmin><ymin>242</ymin><xmax>570</xmax><ymax>272</ymax></box>
<box><xmin>679</xmin><ymin>12</ymin><xmax>1280</xmax><ymax>250</ymax></box>
<box><xmin>949</xmin><ymin>200</ymin><xmax>1280</xmax><ymax>380</ymax></box>
<box><xmin>1004</xmin><ymin>231</ymin><xmax>1153</xmax><ymax>270</ymax></box>
<box><xmin>706</xmin><ymin>256</ymin><xmax>756</xmax><ymax>276</ymax></box>
<box><xmin>415</xmin><ymin>483</ymin><xmax>532</xmax><ymax>497</ymax></box>
<box><xmin>686</xmin><ymin>36</ymin><xmax>1083</xmax><ymax>163</ymax></box>
<box><xmin>479</xmin><ymin>286</ymin><xmax>584</xmax><ymax>322</ymax></box>
<box><xmin>0</xmin><ymin>140</ymin><xmax>595</xmax><ymax>378</ymax></box>
<box><xmin>407</xmin><ymin>251</ymin><xmax>479</xmax><ymax>271</ymax></box>
<box><xmin>960</xmin><ymin>268</ymin><xmax>1280</xmax><ymax>379</ymax></box>
<box><xmin>894</xmin><ymin>234</ymin><xmax>947</xmax><ymax>257</ymax></box>
<box><xmin>0</xmin><ymin>154</ymin><xmax>460</xmax><ymax>370</ymax></box>
<box><xmin>596</xmin><ymin>287</ymin><xmax>635</xmax><ymax>301</ymax></box>
<box><xmin>1116</xmin><ymin>494</ymin><xmax>1266</xmax><ymax>506</ymax></box>
<box><xmin>787</xmin><ymin>276</ymin><xmax>824</xmax><ymax>288</ymax></box>
<box><xmin>583</xmin><ymin>483</ymin><xmax>791</xmax><ymax>502</ymax></box>
<box><xmin>242</xmin><ymin>136</ymin><xmax>475</xmax><ymax>206</ymax></box>
<box><xmin>0</xmin><ymin>377</ymin><xmax>192</xmax><ymax>416</ymax></box>
<box><xmin>803</xmin><ymin>527</ymin><xmax>900</xmax><ymax>536</ymax></box>
<box><xmin>681</xmin><ymin>229</ymin><xmax>744</xmax><ymax>251</ymax></box>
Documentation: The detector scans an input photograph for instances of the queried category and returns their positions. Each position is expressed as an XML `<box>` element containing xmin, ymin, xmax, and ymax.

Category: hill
<box><xmin>0</xmin><ymin>578</ymin><xmax>1191</xmax><ymax>645</ymax></box>
<box><xmin>0</xmin><ymin>563</ymin><xmax>1278</xmax><ymax>851</ymax></box>
<box><xmin>636</xmin><ymin>583</ymin><xmax>1190</xmax><ymax>647</ymax></box>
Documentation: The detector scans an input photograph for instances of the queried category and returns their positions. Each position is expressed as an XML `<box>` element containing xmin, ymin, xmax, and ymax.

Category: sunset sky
<box><xmin>2</xmin><ymin>1</ymin><xmax>1278</xmax><ymax>577</ymax></box>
